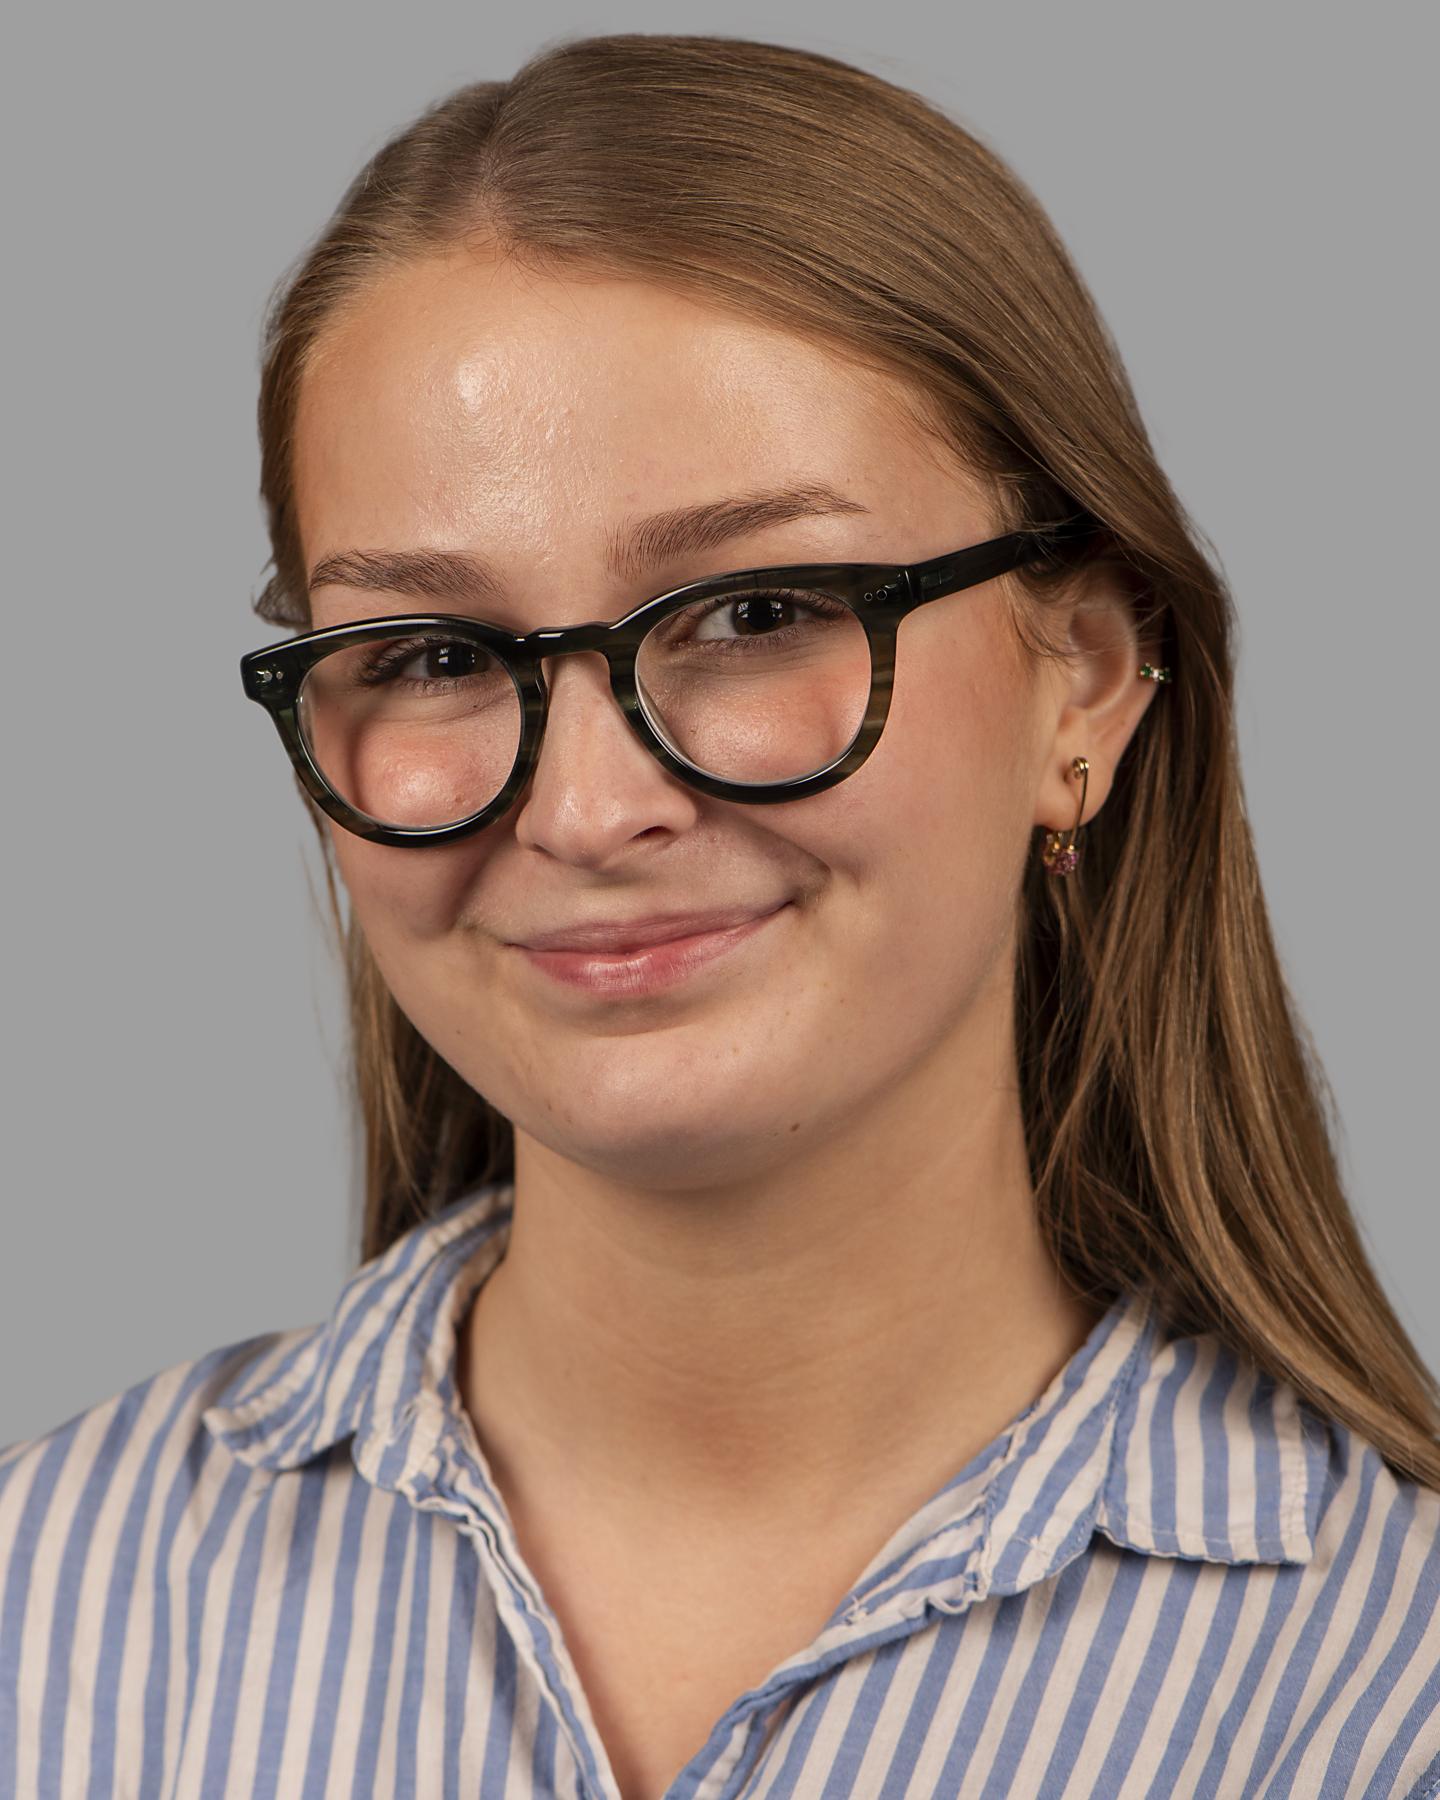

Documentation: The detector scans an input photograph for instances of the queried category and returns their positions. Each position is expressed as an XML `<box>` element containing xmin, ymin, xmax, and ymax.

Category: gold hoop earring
<box><xmin>1041</xmin><ymin>755</ymin><xmax>1089</xmax><ymax>877</ymax></box>
<box><xmin>1039</xmin><ymin>662</ymin><xmax>1171</xmax><ymax>875</ymax></box>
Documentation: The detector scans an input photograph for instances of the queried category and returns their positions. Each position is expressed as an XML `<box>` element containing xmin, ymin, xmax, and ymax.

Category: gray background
<box><xmin>5</xmin><ymin>2</ymin><xmax>1434</xmax><ymax>1448</ymax></box>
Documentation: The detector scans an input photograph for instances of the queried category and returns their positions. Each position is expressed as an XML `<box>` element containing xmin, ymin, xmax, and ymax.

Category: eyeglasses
<box><xmin>240</xmin><ymin>518</ymin><xmax>1096</xmax><ymax>848</ymax></box>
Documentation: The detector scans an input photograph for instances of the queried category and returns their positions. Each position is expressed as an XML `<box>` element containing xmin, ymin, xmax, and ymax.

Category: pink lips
<box><xmin>514</xmin><ymin>903</ymin><xmax>791</xmax><ymax>996</ymax></box>
<box><xmin>516</xmin><ymin>903</ymin><xmax>790</xmax><ymax>954</ymax></box>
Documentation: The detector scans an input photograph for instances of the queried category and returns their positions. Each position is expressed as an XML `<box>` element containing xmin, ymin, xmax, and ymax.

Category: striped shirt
<box><xmin>3</xmin><ymin>1181</ymin><xmax>1437</xmax><ymax>1799</ymax></box>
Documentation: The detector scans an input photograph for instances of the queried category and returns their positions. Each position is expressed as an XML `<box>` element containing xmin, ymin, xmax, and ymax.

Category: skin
<box><xmin>292</xmin><ymin>241</ymin><xmax>1160</xmax><ymax>1783</ymax></box>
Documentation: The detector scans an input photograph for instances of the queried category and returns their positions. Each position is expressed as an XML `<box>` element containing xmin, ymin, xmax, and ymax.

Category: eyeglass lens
<box><xmin>296</xmin><ymin>583</ymin><xmax>874</xmax><ymax>829</ymax></box>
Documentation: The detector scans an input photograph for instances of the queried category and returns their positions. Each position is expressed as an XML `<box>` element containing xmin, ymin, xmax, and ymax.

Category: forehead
<box><xmin>292</xmin><ymin>247</ymin><xmax>965</xmax><ymax>558</ymax></box>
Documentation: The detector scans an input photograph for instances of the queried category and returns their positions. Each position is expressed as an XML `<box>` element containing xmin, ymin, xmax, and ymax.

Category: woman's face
<box><xmin>293</xmin><ymin>246</ymin><xmax>1095</xmax><ymax>1189</ymax></box>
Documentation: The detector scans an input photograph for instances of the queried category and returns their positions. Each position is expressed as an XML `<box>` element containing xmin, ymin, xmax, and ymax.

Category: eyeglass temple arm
<box><xmin>909</xmin><ymin>517</ymin><xmax>1098</xmax><ymax>603</ymax></box>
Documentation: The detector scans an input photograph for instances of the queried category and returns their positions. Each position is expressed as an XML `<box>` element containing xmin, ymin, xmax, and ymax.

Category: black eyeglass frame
<box><xmin>240</xmin><ymin>517</ymin><xmax>1097</xmax><ymax>848</ymax></box>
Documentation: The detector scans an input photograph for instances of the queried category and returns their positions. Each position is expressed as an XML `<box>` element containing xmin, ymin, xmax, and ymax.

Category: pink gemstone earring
<box><xmin>1041</xmin><ymin>756</ymin><xmax>1089</xmax><ymax>877</ymax></box>
<box><xmin>1042</xmin><ymin>661</ymin><xmax>1171</xmax><ymax>877</ymax></box>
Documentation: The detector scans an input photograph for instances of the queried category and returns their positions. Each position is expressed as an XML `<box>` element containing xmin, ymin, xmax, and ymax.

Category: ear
<box><xmin>1033</xmin><ymin>574</ymin><xmax>1164</xmax><ymax>833</ymax></box>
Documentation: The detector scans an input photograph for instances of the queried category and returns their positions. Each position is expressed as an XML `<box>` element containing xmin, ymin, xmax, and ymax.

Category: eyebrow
<box><xmin>306</xmin><ymin>482</ymin><xmax>869</xmax><ymax>610</ymax></box>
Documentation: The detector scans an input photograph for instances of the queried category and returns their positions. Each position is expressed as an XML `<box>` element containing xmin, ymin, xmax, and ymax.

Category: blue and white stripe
<box><xmin>3</xmin><ymin>1180</ymin><xmax>1437</xmax><ymax>1797</ymax></box>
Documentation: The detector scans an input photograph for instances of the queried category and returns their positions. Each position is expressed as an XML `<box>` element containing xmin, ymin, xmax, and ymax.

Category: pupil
<box><xmin>737</xmin><ymin>596</ymin><xmax>786</xmax><ymax>634</ymax></box>
<box><xmin>431</xmin><ymin>644</ymin><xmax>475</xmax><ymax>677</ymax></box>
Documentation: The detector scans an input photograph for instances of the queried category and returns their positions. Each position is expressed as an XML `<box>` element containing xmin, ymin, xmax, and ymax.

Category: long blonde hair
<box><xmin>250</xmin><ymin>31</ymin><xmax>1439</xmax><ymax>1488</ymax></box>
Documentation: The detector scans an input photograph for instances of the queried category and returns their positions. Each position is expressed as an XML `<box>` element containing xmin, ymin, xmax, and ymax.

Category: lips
<box><xmin>513</xmin><ymin>901</ymin><xmax>790</xmax><ymax>954</ymax></box>
<box><xmin>515</xmin><ymin>904</ymin><xmax>790</xmax><ymax>996</ymax></box>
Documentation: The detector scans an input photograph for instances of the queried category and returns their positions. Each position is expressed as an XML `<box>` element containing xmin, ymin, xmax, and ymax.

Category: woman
<box><xmin>3</xmin><ymin>32</ymin><xmax>1436</xmax><ymax>1800</ymax></box>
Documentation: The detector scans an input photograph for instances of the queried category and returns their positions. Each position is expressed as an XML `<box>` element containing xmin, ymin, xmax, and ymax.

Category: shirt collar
<box><xmin>201</xmin><ymin>1184</ymin><xmax>510</xmax><ymax>1486</ymax></box>
<box><xmin>201</xmin><ymin>1181</ymin><xmax>1329</xmax><ymax>1609</ymax></box>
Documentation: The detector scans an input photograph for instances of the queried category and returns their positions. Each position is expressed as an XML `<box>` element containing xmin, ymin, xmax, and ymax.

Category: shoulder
<box><xmin>1274</xmin><ymin>1406</ymin><xmax>1438</xmax><ymax>1800</ymax></box>
<box><xmin>1295</xmin><ymin>1412</ymin><xmax>1440</xmax><ymax>1797</ymax></box>
<box><xmin>1303</xmin><ymin>1403</ymin><xmax>1440</xmax><ymax>1627</ymax></box>
<box><xmin>1093</xmin><ymin>1311</ymin><xmax>1440</xmax><ymax>1794</ymax></box>
<box><xmin>0</xmin><ymin>1324</ymin><xmax>318</xmax><ymax>1618</ymax></box>
<box><xmin>0</xmin><ymin>1327</ymin><xmax>338</xmax><ymax>1791</ymax></box>
<box><xmin>1305</xmin><ymin>1402</ymin><xmax>1440</xmax><ymax>1623</ymax></box>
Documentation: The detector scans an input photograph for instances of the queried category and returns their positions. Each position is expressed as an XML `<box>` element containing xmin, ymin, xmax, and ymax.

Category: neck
<box><xmin>459</xmin><ymin>1021</ymin><xmax>1101</xmax><ymax>1544</ymax></box>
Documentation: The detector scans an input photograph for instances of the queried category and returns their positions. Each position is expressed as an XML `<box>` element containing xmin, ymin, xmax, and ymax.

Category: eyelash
<box><xmin>347</xmin><ymin>589</ymin><xmax>848</xmax><ymax>689</ymax></box>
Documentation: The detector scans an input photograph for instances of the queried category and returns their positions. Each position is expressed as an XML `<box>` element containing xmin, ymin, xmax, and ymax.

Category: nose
<box><xmin>535</xmin><ymin>648</ymin><xmax>613</xmax><ymax>721</ymax></box>
<box><xmin>509</xmin><ymin>650</ymin><xmax>699</xmax><ymax>862</ymax></box>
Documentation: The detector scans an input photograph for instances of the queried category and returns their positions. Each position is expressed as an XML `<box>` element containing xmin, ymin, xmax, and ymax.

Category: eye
<box><xmin>355</xmin><ymin>637</ymin><xmax>483</xmax><ymax>686</ymax></box>
<box><xmin>650</xmin><ymin>589</ymin><xmax>850</xmax><ymax>653</ymax></box>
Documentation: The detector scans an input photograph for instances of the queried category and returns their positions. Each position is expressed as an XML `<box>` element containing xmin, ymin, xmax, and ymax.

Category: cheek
<box><xmin>331</xmin><ymin>828</ymin><xmax>488</xmax><ymax>950</ymax></box>
<box><xmin>817</xmin><ymin>632</ymin><xmax>1036</xmax><ymax>980</ymax></box>
<box><xmin>860</xmin><ymin>621</ymin><xmax>1036</xmax><ymax>865</ymax></box>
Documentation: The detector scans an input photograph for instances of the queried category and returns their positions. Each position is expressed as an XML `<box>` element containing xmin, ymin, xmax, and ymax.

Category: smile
<box><xmin>512</xmin><ymin>902</ymin><xmax>792</xmax><ymax>997</ymax></box>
